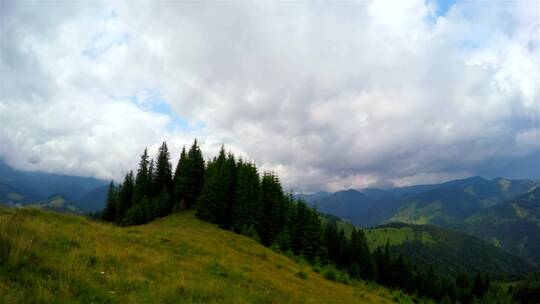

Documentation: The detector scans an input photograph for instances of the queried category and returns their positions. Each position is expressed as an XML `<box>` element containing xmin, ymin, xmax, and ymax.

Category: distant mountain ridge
<box><xmin>301</xmin><ymin>176</ymin><xmax>540</xmax><ymax>269</ymax></box>
<box><xmin>0</xmin><ymin>160</ymin><xmax>108</xmax><ymax>212</ymax></box>
<box><xmin>301</xmin><ymin>176</ymin><xmax>540</xmax><ymax>227</ymax></box>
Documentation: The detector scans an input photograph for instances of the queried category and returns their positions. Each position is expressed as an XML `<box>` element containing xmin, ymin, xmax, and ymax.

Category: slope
<box><xmin>464</xmin><ymin>187</ymin><xmax>540</xmax><ymax>267</ymax></box>
<box><xmin>25</xmin><ymin>196</ymin><xmax>84</xmax><ymax>214</ymax></box>
<box><xmin>0</xmin><ymin>207</ymin><xmax>403</xmax><ymax>304</ymax></box>
<box><xmin>385</xmin><ymin>177</ymin><xmax>540</xmax><ymax>228</ymax></box>
<box><xmin>305</xmin><ymin>189</ymin><xmax>402</xmax><ymax>227</ymax></box>
<box><xmin>364</xmin><ymin>223</ymin><xmax>531</xmax><ymax>277</ymax></box>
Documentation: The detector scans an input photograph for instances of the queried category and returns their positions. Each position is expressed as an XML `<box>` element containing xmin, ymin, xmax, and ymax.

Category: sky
<box><xmin>1</xmin><ymin>0</ymin><xmax>539</xmax><ymax>192</ymax></box>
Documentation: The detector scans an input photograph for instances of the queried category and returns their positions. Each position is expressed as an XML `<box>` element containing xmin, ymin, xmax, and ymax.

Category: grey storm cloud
<box><xmin>1</xmin><ymin>0</ymin><xmax>539</xmax><ymax>191</ymax></box>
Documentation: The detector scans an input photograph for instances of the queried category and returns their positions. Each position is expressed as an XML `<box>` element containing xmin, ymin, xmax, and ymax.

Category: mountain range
<box><xmin>0</xmin><ymin>160</ymin><xmax>108</xmax><ymax>212</ymax></box>
<box><xmin>302</xmin><ymin>176</ymin><xmax>540</xmax><ymax>268</ymax></box>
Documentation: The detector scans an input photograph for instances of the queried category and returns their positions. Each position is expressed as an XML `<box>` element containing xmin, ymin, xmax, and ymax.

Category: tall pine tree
<box><xmin>259</xmin><ymin>173</ymin><xmax>288</xmax><ymax>247</ymax></box>
<box><xmin>153</xmin><ymin>141</ymin><xmax>173</xmax><ymax>211</ymax></box>
<box><xmin>185</xmin><ymin>139</ymin><xmax>205</xmax><ymax>209</ymax></box>
<box><xmin>115</xmin><ymin>171</ymin><xmax>134</xmax><ymax>225</ymax></box>
<box><xmin>173</xmin><ymin>146</ymin><xmax>188</xmax><ymax>209</ymax></box>
<box><xmin>132</xmin><ymin>148</ymin><xmax>150</xmax><ymax>206</ymax></box>
<box><xmin>232</xmin><ymin>161</ymin><xmax>261</xmax><ymax>234</ymax></box>
<box><xmin>102</xmin><ymin>181</ymin><xmax>118</xmax><ymax>222</ymax></box>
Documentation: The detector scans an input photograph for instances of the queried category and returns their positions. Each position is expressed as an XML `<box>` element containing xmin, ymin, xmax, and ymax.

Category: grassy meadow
<box><xmin>0</xmin><ymin>207</ymin><xmax>414</xmax><ymax>303</ymax></box>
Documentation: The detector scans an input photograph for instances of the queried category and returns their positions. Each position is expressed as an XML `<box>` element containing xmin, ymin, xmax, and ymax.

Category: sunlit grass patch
<box><xmin>0</xmin><ymin>208</ymin><xmax>404</xmax><ymax>303</ymax></box>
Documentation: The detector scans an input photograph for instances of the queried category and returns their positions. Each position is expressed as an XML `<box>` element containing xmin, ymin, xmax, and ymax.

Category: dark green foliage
<box><xmin>347</xmin><ymin>229</ymin><xmax>376</xmax><ymax>280</ymax></box>
<box><xmin>174</xmin><ymin>140</ymin><xmax>205</xmax><ymax>210</ymax></box>
<box><xmin>185</xmin><ymin>139</ymin><xmax>205</xmax><ymax>208</ymax></box>
<box><xmin>512</xmin><ymin>274</ymin><xmax>540</xmax><ymax>304</ymax></box>
<box><xmin>115</xmin><ymin>172</ymin><xmax>134</xmax><ymax>225</ymax></box>
<box><xmin>101</xmin><ymin>181</ymin><xmax>117</xmax><ymax>222</ymax></box>
<box><xmin>132</xmin><ymin>148</ymin><xmax>150</xmax><ymax>207</ymax></box>
<box><xmin>197</xmin><ymin>147</ymin><xmax>232</xmax><ymax>228</ymax></box>
<box><xmin>232</xmin><ymin>161</ymin><xmax>261</xmax><ymax>233</ymax></box>
<box><xmin>471</xmin><ymin>272</ymin><xmax>491</xmax><ymax>300</ymax></box>
<box><xmin>322</xmin><ymin>222</ymin><xmax>342</xmax><ymax>265</ymax></box>
<box><xmin>173</xmin><ymin>147</ymin><xmax>188</xmax><ymax>209</ymax></box>
<box><xmin>153</xmin><ymin>142</ymin><xmax>173</xmax><ymax>200</ymax></box>
<box><xmin>287</xmin><ymin>200</ymin><xmax>321</xmax><ymax>261</ymax></box>
<box><xmin>369</xmin><ymin>222</ymin><xmax>531</xmax><ymax>277</ymax></box>
<box><xmin>259</xmin><ymin>173</ymin><xmax>287</xmax><ymax>246</ymax></box>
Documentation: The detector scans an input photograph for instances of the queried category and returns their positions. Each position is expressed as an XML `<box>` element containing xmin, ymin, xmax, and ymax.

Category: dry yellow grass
<box><xmin>0</xmin><ymin>207</ymin><xmax>401</xmax><ymax>303</ymax></box>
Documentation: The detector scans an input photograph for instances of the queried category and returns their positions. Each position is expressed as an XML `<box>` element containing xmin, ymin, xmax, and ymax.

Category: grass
<box><xmin>0</xmin><ymin>207</ymin><xmax>403</xmax><ymax>303</ymax></box>
<box><xmin>364</xmin><ymin>226</ymin><xmax>434</xmax><ymax>250</ymax></box>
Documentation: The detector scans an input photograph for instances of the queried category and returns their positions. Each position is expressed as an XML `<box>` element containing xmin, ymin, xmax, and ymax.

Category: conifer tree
<box><xmin>232</xmin><ymin>161</ymin><xmax>261</xmax><ymax>233</ymax></box>
<box><xmin>348</xmin><ymin>229</ymin><xmax>376</xmax><ymax>280</ymax></box>
<box><xmin>173</xmin><ymin>146</ymin><xmax>188</xmax><ymax>209</ymax></box>
<box><xmin>102</xmin><ymin>181</ymin><xmax>118</xmax><ymax>222</ymax></box>
<box><xmin>197</xmin><ymin>147</ymin><xmax>227</xmax><ymax>224</ymax></box>
<box><xmin>472</xmin><ymin>272</ymin><xmax>491</xmax><ymax>300</ymax></box>
<box><xmin>220</xmin><ymin>152</ymin><xmax>237</xmax><ymax>229</ymax></box>
<box><xmin>116</xmin><ymin>171</ymin><xmax>134</xmax><ymax>225</ymax></box>
<box><xmin>323</xmin><ymin>222</ymin><xmax>340</xmax><ymax>263</ymax></box>
<box><xmin>147</xmin><ymin>159</ymin><xmax>154</xmax><ymax>196</ymax></box>
<box><xmin>185</xmin><ymin>139</ymin><xmax>205</xmax><ymax>208</ymax></box>
<box><xmin>288</xmin><ymin>200</ymin><xmax>321</xmax><ymax>261</ymax></box>
<box><xmin>132</xmin><ymin>148</ymin><xmax>150</xmax><ymax>206</ymax></box>
<box><xmin>259</xmin><ymin>172</ymin><xmax>287</xmax><ymax>246</ymax></box>
<box><xmin>153</xmin><ymin>141</ymin><xmax>173</xmax><ymax>209</ymax></box>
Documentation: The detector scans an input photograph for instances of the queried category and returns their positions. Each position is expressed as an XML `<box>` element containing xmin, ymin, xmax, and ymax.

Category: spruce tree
<box><xmin>197</xmin><ymin>147</ymin><xmax>227</xmax><ymax>224</ymax></box>
<box><xmin>102</xmin><ymin>181</ymin><xmax>118</xmax><ymax>222</ymax></box>
<box><xmin>132</xmin><ymin>148</ymin><xmax>150</xmax><ymax>206</ymax></box>
<box><xmin>323</xmin><ymin>222</ymin><xmax>340</xmax><ymax>264</ymax></box>
<box><xmin>259</xmin><ymin>172</ymin><xmax>287</xmax><ymax>246</ymax></box>
<box><xmin>116</xmin><ymin>171</ymin><xmax>134</xmax><ymax>225</ymax></box>
<box><xmin>185</xmin><ymin>139</ymin><xmax>205</xmax><ymax>208</ymax></box>
<box><xmin>348</xmin><ymin>229</ymin><xmax>376</xmax><ymax>280</ymax></box>
<box><xmin>146</xmin><ymin>159</ymin><xmax>154</xmax><ymax>197</ymax></box>
<box><xmin>288</xmin><ymin>200</ymin><xmax>321</xmax><ymax>261</ymax></box>
<box><xmin>173</xmin><ymin>146</ymin><xmax>188</xmax><ymax>209</ymax></box>
<box><xmin>153</xmin><ymin>141</ymin><xmax>173</xmax><ymax>211</ymax></box>
<box><xmin>232</xmin><ymin>161</ymin><xmax>261</xmax><ymax>233</ymax></box>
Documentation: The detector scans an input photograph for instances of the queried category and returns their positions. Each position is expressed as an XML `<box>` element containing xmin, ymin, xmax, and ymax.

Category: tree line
<box><xmin>100</xmin><ymin>139</ymin><xmax>526</xmax><ymax>303</ymax></box>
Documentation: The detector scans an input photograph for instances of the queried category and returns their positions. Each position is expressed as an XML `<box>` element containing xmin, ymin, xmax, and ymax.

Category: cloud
<box><xmin>1</xmin><ymin>0</ymin><xmax>539</xmax><ymax>191</ymax></box>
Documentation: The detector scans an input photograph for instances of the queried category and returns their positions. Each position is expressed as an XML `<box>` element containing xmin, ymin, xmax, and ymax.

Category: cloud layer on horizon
<box><xmin>1</xmin><ymin>0</ymin><xmax>539</xmax><ymax>191</ymax></box>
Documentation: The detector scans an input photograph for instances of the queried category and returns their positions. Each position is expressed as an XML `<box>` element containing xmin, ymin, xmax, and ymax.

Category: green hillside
<box><xmin>25</xmin><ymin>196</ymin><xmax>84</xmax><ymax>214</ymax></box>
<box><xmin>321</xmin><ymin>213</ymin><xmax>531</xmax><ymax>278</ymax></box>
<box><xmin>364</xmin><ymin>223</ymin><xmax>531</xmax><ymax>277</ymax></box>
<box><xmin>464</xmin><ymin>187</ymin><xmax>540</xmax><ymax>267</ymax></box>
<box><xmin>384</xmin><ymin>177</ymin><xmax>540</xmax><ymax>228</ymax></box>
<box><xmin>0</xmin><ymin>207</ymin><xmax>407</xmax><ymax>304</ymax></box>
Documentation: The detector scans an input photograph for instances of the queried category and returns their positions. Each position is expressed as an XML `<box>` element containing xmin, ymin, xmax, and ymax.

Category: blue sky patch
<box><xmin>130</xmin><ymin>89</ymin><xmax>205</xmax><ymax>133</ymax></box>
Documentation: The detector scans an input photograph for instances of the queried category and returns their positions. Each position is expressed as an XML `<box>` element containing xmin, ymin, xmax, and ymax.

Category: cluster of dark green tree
<box><xmin>195</xmin><ymin>147</ymin><xmax>323</xmax><ymax>261</ymax></box>
<box><xmin>318</xmin><ymin>221</ymin><xmax>496</xmax><ymax>303</ymax></box>
<box><xmin>101</xmin><ymin>140</ymin><xmax>204</xmax><ymax>225</ymax></box>
<box><xmin>371</xmin><ymin>242</ymin><xmax>494</xmax><ymax>303</ymax></box>
<box><xmin>510</xmin><ymin>274</ymin><xmax>540</xmax><ymax>304</ymax></box>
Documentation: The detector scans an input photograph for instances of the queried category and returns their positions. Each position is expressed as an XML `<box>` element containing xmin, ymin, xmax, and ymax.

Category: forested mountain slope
<box><xmin>463</xmin><ymin>187</ymin><xmax>540</xmax><ymax>266</ymax></box>
<box><xmin>364</xmin><ymin>223</ymin><xmax>531</xmax><ymax>277</ymax></box>
<box><xmin>302</xmin><ymin>177</ymin><xmax>540</xmax><ymax>228</ymax></box>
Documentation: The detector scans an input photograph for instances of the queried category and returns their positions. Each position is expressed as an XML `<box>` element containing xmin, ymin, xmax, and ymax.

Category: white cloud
<box><xmin>1</xmin><ymin>0</ymin><xmax>539</xmax><ymax>190</ymax></box>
